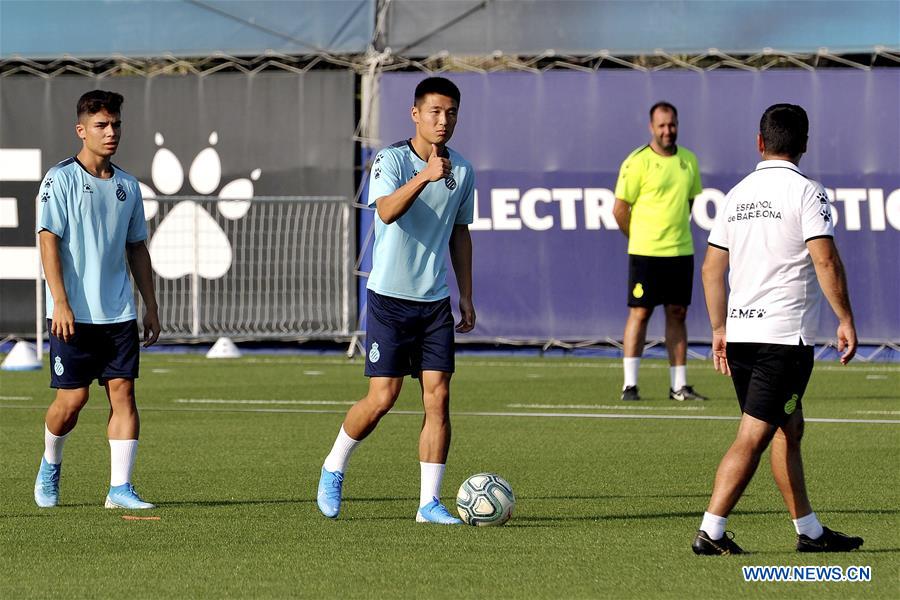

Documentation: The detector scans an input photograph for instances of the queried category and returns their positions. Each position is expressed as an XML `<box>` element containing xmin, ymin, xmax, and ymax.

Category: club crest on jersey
<box><xmin>445</xmin><ymin>175</ymin><xmax>457</xmax><ymax>190</ymax></box>
<box><xmin>82</xmin><ymin>183</ymin><xmax>93</xmax><ymax>194</ymax></box>
<box><xmin>116</xmin><ymin>184</ymin><xmax>127</xmax><ymax>202</ymax></box>
<box><xmin>820</xmin><ymin>207</ymin><xmax>831</xmax><ymax>223</ymax></box>
<box><xmin>53</xmin><ymin>356</ymin><xmax>64</xmax><ymax>376</ymax></box>
<box><xmin>40</xmin><ymin>191</ymin><xmax>50</xmax><ymax>203</ymax></box>
<box><xmin>44</xmin><ymin>178</ymin><xmax>53</xmax><ymax>188</ymax></box>
<box><xmin>368</xmin><ymin>342</ymin><xmax>381</xmax><ymax>363</ymax></box>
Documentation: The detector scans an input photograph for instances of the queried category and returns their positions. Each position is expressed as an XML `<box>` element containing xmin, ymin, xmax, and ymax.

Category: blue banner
<box><xmin>376</xmin><ymin>70</ymin><xmax>900</xmax><ymax>343</ymax></box>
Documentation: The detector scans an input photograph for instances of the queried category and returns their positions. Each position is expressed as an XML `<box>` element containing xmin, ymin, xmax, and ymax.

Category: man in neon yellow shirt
<box><xmin>612</xmin><ymin>101</ymin><xmax>708</xmax><ymax>402</ymax></box>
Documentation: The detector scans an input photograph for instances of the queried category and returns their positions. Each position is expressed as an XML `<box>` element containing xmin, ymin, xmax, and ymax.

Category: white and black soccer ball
<box><xmin>456</xmin><ymin>472</ymin><xmax>515</xmax><ymax>526</ymax></box>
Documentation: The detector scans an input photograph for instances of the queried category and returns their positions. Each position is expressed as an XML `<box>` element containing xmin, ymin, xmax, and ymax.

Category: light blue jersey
<box><xmin>367</xmin><ymin>140</ymin><xmax>475</xmax><ymax>301</ymax></box>
<box><xmin>37</xmin><ymin>157</ymin><xmax>147</xmax><ymax>323</ymax></box>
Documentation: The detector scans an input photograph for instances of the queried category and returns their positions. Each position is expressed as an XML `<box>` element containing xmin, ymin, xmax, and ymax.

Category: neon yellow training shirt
<box><xmin>614</xmin><ymin>145</ymin><xmax>702</xmax><ymax>257</ymax></box>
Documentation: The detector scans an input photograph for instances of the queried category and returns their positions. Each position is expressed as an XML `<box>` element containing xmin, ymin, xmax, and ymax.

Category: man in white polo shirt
<box><xmin>692</xmin><ymin>104</ymin><xmax>863</xmax><ymax>555</ymax></box>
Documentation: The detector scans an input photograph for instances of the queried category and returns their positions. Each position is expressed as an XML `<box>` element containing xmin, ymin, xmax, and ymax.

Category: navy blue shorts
<box><xmin>365</xmin><ymin>290</ymin><xmax>455</xmax><ymax>377</ymax></box>
<box><xmin>48</xmin><ymin>319</ymin><xmax>140</xmax><ymax>389</ymax></box>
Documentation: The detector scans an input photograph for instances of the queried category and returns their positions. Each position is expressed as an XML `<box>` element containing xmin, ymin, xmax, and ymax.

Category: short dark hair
<box><xmin>76</xmin><ymin>90</ymin><xmax>124</xmax><ymax>120</ymax></box>
<box><xmin>649</xmin><ymin>101</ymin><xmax>677</xmax><ymax>121</ymax></box>
<box><xmin>414</xmin><ymin>77</ymin><xmax>460</xmax><ymax>106</ymax></box>
<box><xmin>759</xmin><ymin>103</ymin><xmax>808</xmax><ymax>157</ymax></box>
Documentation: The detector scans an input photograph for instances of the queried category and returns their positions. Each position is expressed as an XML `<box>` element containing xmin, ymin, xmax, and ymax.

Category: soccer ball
<box><xmin>456</xmin><ymin>472</ymin><xmax>515</xmax><ymax>526</ymax></box>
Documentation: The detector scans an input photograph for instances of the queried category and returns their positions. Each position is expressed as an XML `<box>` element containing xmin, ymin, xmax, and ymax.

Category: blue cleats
<box><xmin>317</xmin><ymin>468</ymin><xmax>344</xmax><ymax>518</ymax></box>
<box><xmin>416</xmin><ymin>497</ymin><xmax>463</xmax><ymax>525</ymax></box>
<box><xmin>34</xmin><ymin>457</ymin><xmax>61</xmax><ymax>508</ymax></box>
<box><xmin>104</xmin><ymin>483</ymin><xmax>155</xmax><ymax>509</ymax></box>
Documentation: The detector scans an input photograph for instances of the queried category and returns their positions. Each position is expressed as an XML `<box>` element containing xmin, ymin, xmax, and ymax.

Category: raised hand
<box><xmin>422</xmin><ymin>143</ymin><xmax>451</xmax><ymax>182</ymax></box>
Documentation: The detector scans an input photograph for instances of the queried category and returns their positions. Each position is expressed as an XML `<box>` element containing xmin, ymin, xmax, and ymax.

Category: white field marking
<box><xmin>865</xmin><ymin>375</ymin><xmax>888</xmax><ymax>380</ymax></box>
<box><xmin>507</xmin><ymin>403</ymin><xmax>705</xmax><ymax>411</ymax></box>
<box><xmin>303</xmin><ymin>370</ymin><xmax>324</xmax><ymax>376</ymax></box>
<box><xmin>157</xmin><ymin>356</ymin><xmax>900</xmax><ymax>372</ymax></box>
<box><xmin>173</xmin><ymin>398</ymin><xmax>354</xmax><ymax>406</ymax></box>
<box><xmin>854</xmin><ymin>410</ymin><xmax>900</xmax><ymax>415</ymax></box>
<box><xmin>0</xmin><ymin>395</ymin><xmax>32</xmax><ymax>400</ymax></box>
<box><xmin>1</xmin><ymin>403</ymin><xmax>898</xmax><ymax>424</ymax></box>
<box><xmin>151</xmin><ymin>369</ymin><xmax>172</xmax><ymax>374</ymax></box>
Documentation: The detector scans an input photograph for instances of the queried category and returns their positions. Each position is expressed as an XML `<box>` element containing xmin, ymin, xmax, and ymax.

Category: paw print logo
<box><xmin>820</xmin><ymin>207</ymin><xmax>831</xmax><ymax>223</ymax></box>
<box><xmin>140</xmin><ymin>132</ymin><xmax>261</xmax><ymax>280</ymax></box>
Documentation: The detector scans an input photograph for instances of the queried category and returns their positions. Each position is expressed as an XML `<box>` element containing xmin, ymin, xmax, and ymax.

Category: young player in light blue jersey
<box><xmin>34</xmin><ymin>90</ymin><xmax>161</xmax><ymax>510</ymax></box>
<box><xmin>317</xmin><ymin>77</ymin><xmax>476</xmax><ymax>524</ymax></box>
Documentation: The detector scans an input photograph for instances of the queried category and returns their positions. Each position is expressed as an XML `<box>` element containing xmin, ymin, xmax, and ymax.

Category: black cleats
<box><xmin>621</xmin><ymin>386</ymin><xmax>640</xmax><ymax>401</ymax></box>
<box><xmin>670</xmin><ymin>385</ymin><xmax>709</xmax><ymax>401</ymax></box>
<box><xmin>797</xmin><ymin>527</ymin><xmax>864</xmax><ymax>552</ymax></box>
<box><xmin>692</xmin><ymin>530</ymin><xmax>745</xmax><ymax>555</ymax></box>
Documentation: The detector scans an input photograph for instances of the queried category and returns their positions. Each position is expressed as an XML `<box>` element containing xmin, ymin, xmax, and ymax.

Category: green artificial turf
<box><xmin>1</xmin><ymin>354</ymin><xmax>897</xmax><ymax>598</ymax></box>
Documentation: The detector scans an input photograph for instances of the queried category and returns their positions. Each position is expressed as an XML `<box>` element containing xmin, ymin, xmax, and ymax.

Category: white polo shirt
<box><xmin>708</xmin><ymin>160</ymin><xmax>834</xmax><ymax>345</ymax></box>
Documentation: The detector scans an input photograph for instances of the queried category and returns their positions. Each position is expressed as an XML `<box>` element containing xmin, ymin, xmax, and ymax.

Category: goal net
<box><xmin>137</xmin><ymin>196</ymin><xmax>353</xmax><ymax>341</ymax></box>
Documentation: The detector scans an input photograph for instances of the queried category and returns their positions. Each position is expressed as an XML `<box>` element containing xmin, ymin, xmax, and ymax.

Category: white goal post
<box><xmin>134</xmin><ymin>195</ymin><xmax>355</xmax><ymax>341</ymax></box>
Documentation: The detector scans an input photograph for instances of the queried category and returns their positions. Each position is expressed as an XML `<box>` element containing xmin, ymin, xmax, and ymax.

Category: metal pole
<box><xmin>34</xmin><ymin>195</ymin><xmax>42</xmax><ymax>361</ymax></box>
<box><xmin>191</xmin><ymin>201</ymin><xmax>200</xmax><ymax>337</ymax></box>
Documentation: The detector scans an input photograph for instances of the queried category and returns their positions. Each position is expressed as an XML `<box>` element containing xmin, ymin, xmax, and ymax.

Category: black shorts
<box><xmin>48</xmin><ymin>319</ymin><xmax>140</xmax><ymax>389</ymax></box>
<box><xmin>364</xmin><ymin>290</ymin><xmax>455</xmax><ymax>378</ymax></box>
<box><xmin>726</xmin><ymin>342</ymin><xmax>814</xmax><ymax>426</ymax></box>
<box><xmin>627</xmin><ymin>255</ymin><xmax>693</xmax><ymax>308</ymax></box>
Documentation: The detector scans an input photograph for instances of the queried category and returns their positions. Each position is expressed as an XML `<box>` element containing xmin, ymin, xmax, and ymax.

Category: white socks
<box><xmin>623</xmin><ymin>357</ymin><xmax>640</xmax><ymax>389</ymax></box>
<box><xmin>793</xmin><ymin>511</ymin><xmax>824</xmax><ymax>539</ymax></box>
<box><xmin>700</xmin><ymin>512</ymin><xmax>824</xmax><ymax>541</ymax></box>
<box><xmin>323</xmin><ymin>426</ymin><xmax>360</xmax><ymax>473</ymax></box>
<box><xmin>670</xmin><ymin>365</ymin><xmax>687</xmax><ymax>390</ymax></box>
<box><xmin>43</xmin><ymin>425</ymin><xmax>70</xmax><ymax>465</ymax></box>
<box><xmin>700</xmin><ymin>512</ymin><xmax>727</xmax><ymax>540</ymax></box>
<box><xmin>419</xmin><ymin>462</ymin><xmax>446</xmax><ymax>507</ymax></box>
<box><xmin>109</xmin><ymin>439</ymin><xmax>138</xmax><ymax>487</ymax></box>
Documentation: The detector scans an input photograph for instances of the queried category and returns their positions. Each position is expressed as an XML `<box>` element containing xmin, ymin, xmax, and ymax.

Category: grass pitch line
<box><xmin>174</xmin><ymin>398</ymin><xmax>354</xmax><ymax>406</ymax></box>
<box><xmin>507</xmin><ymin>402</ymin><xmax>705</xmax><ymax>411</ymax></box>
<box><xmin>0</xmin><ymin>395</ymin><xmax>32</xmax><ymax>400</ymax></box>
<box><xmin>2</xmin><ymin>403</ymin><xmax>898</xmax><ymax>424</ymax></box>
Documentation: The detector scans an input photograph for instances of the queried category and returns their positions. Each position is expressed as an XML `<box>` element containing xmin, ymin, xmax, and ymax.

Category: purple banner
<box><xmin>378</xmin><ymin>70</ymin><xmax>900</xmax><ymax>343</ymax></box>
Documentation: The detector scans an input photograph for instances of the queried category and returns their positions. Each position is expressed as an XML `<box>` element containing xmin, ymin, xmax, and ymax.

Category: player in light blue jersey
<box><xmin>33</xmin><ymin>90</ymin><xmax>160</xmax><ymax>510</ymax></box>
<box><xmin>318</xmin><ymin>77</ymin><xmax>476</xmax><ymax>524</ymax></box>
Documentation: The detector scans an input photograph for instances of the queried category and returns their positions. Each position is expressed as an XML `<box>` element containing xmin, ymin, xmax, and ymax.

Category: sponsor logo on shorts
<box><xmin>116</xmin><ymin>184</ymin><xmax>127</xmax><ymax>202</ymax></box>
<box><xmin>784</xmin><ymin>393</ymin><xmax>798</xmax><ymax>415</ymax></box>
<box><xmin>368</xmin><ymin>341</ymin><xmax>381</xmax><ymax>363</ymax></box>
<box><xmin>729</xmin><ymin>307</ymin><xmax>767</xmax><ymax>319</ymax></box>
<box><xmin>632</xmin><ymin>283</ymin><xmax>644</xmax><ymax>299</ymax></box>
<box><xmin>53</xmin><ymin>356</ymin><xmax>64</xmax><ymax>376</ymax></box>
